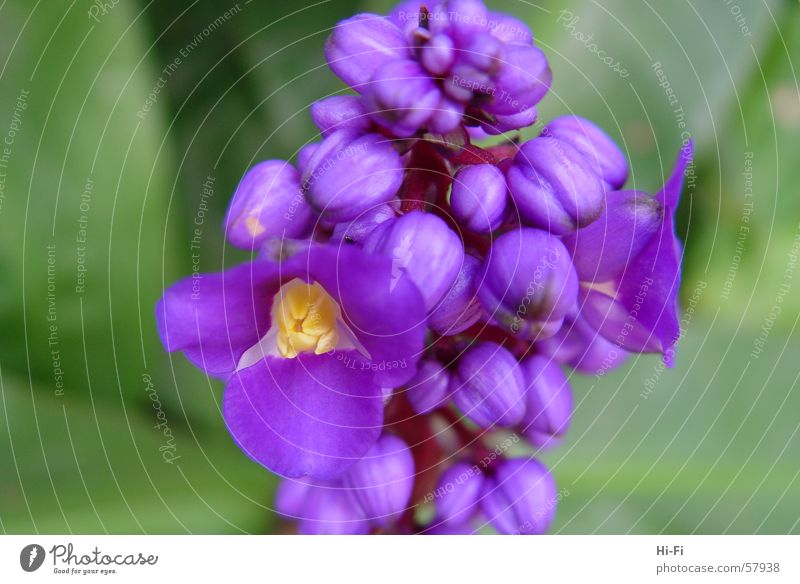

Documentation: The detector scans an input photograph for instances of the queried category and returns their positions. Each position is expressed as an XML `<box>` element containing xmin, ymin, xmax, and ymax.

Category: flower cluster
<box><xmin>156</xmin><ymin>0</ymin><xmax>692</xmax><ymax>535</ymax></box>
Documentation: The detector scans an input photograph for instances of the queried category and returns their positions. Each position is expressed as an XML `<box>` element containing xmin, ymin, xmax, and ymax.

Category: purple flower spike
<box><xmin>452</xmin><ymin>341</ymin><xmax>526</xmax><ymax>428</ymax></box>
<box><xmin>450</xmin><ymin>164</ymin><xmax>507</xmax><ymax>233</ymax></box>
<box><xmin>536</xmin><ymin>313</ymin><xmax>629</xmax><ymax>375</ymax></box>
<box><xmin>507</xmin><ymin>136</ymin><xmax>606</xmax><ymax>235</ymax></box>
<box><xmin>302</xmin><ymin>129</ymin><xmax>404</xmax><ymax>221</ymax></box>
<box><xmin>542</xmin><ymin>115</ymin><xmax>628</xmax><ymax>190</ymax></box>
<box><xmin>364</xmin><ymin>59</ymin><xmax>441</xmax><ymax>137</ymax></box>
<box><xmin>343</xmin><ymin>434</ymin><xmax>415</xmax><ymax>527</ymax></box>
<box><xmin>428</xmin><ymin>253</ymin><xmax>484</xmax><ymax>335</ymax></box>
<box><xmin>477</xmin><ymin>228</ymin><xmax>578</xmax><ymax>340</ymax></box>
<box><xmin>566</xmin><ymin>143</ymin><xmax>693</xmax><ymax>364</ymax></box>
<box><xmin>325</xmin><ymin>13</ymin><xmax>411</xmax><ymax>91</ymax></box>
<box><xmin>434</xmin><ymin>461</ymin><xmax>485</xmax><ymax>523</ymax></box>
<box><xmin>310</xmin><ymin>95</ymin><xmax>371</xmax><ymax>137</ymax></box>
<box><xmin>405</xmin><ymin>359</ymin><xmax>452</xmax><ymax>415</ymax></box>
<box><xmin>519</xmin><ymin>356</ymin><xmax>572</xmax><ymax>449</ymax></box>
<box><xmin>363</xmin><ymin>210</ymin><xmax>464</xmax><ymax>311</ymax></box>
<box><xmin>480</xmin><ymin>457</ymin><xmax>558</xmax><ymax>534</ymax></box>
<box><xmin>223</xmin><ymin>160</ymin><xmax>315</xmax><ymax>249</ymax></box>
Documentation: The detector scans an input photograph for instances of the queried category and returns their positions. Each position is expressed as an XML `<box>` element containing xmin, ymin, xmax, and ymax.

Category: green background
<box><xmin>0</xmin><ymin>0</ymin><xmax>798</xmax><ymax>533</ymax></box>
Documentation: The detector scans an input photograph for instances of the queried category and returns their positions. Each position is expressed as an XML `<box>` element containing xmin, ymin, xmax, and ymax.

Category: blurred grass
<box><xmin>0</xmin><ymin>0</ymin><xmax>798</xmax><ymax>533</ymax></box>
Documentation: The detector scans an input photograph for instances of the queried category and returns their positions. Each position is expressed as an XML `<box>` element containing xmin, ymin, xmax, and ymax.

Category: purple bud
<box><xmin>296</xmin><ymin>143</ymin><xmax>319</xmax><ymax>175</ymax></box>
<box><xmin>507</xmin><ymin>137</ymin><xmax>606</xmax><ymax>234</ymax></box>
<box><xmin>388</xmin><ymin>1</ymin><xmax>427</xmax><ymax>36</ymax></box>
<box><xmin>450</xmin><ymin>164</ymin><xmax>507</xmax><ymax>233</ymax></box>
<box><xmin>480</xmin><ymin>457</ymin><xmax>557</xmax><ymax>534</ymax></box>
<box><xmin>330</xmin><ymin>200</ymin><xmax>398</xmax><ymax>244</ymax></box>
<box><xmin>421</xmin><ymin>34</ymin><xmax>455</xmax><ymax>75</ymax></box>
<box><xmin>427</xmin><ymin>96</ymin><xmax>465</xmax><ymax>134</ymax></box>
<box><xmin>519</xmin><ymin>356</ymin><xmax>572</xmax><ymax>449</ymax></box>
<box><xmin>480</xmin><ymin>106</ymin><xmax>537</xmax><ymax>134</ymax></box>
<box><xmin>223</xmin><ymin>160</ymin><xmax>315</xmax><ymax>249</ymax></box>
<box><xmin>563</xmin><ymin>190</ymin><xmax>663</xmax><ymax>282</ymax></box>
<box><xmin>542</xmin><ymin>115</ymin><xmax>628</xmax><ymax>190</ymax></box>
<box><xmin>434</xmin><ymin>461</ymin><xmax>485</xmax><ymax>523</ymax></box>
<box><xmin>487</xmin><ymin>12</ymin><xmax>533</xmax><ymax>44</ymax></box>
<box><xmin>365</xmin><ymin>59</ymin><xmax>441</xmax><ymax>137</ymax></box>
<box><xmin>535</xmin><ymin>313</ymin><xmax>629</xmax><ymax>375</ymax></box>
<box><xmin>302</xmin><ymin>129</ymin><xmax>404</xmax><ymax>221</ymax></box>
<box><xmin>483</xmin><ymin>44</ymin><xmax>551</xmax><ymax>115</ymax></box>
<box><xmin>428</xmin><ymin>253</ymin><xmax>483</xmax><ymax>335</ymax></box>
<box><xmin>477</xmin><ymin>228</ymin><xmax>578</xmax><ymax>340</ymax></box>
<box><xmin>452</xmin><ymin>341</ymin><xmax>526</xmax><ymax>428</ymax></box>
<box><xmin>325</xmin><ymin>14</ymin><xmax>410</xmax><ymax>91</ymax></box>
<box><xmin>343</xmin><ymin>434</ymin><xmax>415</xmax><ymax>527</ymax></box>
<box><xmin>461</xmin><ymin>33</ymin><xmax>505</xmax><ymax>72</ymax></box>
<box><xmin>405</xmin><ymin>359</ymin><xmax>452</xmax><ymax>414</ymax></box>
<box><xmin>298</xmin><ymin>482</ymin><xmax>371</xmax><ymax>535</ymax></box>
<box><xmin>310</xmin><ymin>95</ymin><xmax>371</xmax><ymax>137</ymax></box>
<box><xmin>363</xmin><ymin>211</ymin><xmax>463</xmax><ymax>311</ymax></box>
<box><xmin>431</xmin><ymin>0</ymin><xmax>490</xmax><ymax>44</ymax></box>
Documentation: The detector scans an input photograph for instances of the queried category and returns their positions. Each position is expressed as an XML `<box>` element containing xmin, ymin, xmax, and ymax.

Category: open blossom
<box><xmin>156</xmin><ymin>0</ymin><xmax>692</xmax><ymax>535</ymax></box>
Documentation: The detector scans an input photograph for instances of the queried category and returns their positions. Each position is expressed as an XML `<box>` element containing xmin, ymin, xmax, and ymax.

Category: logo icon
<box><xmin>20</xmin><ymin>544</ymin><xmax>45</xmax><ymax>572</ymax></box>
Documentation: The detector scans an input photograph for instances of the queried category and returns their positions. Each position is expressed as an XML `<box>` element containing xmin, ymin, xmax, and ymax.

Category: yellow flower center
<box><xmin>273</xmin><ymin>280</ymin><xmax>340</xmax><ymax>358</ymax></box>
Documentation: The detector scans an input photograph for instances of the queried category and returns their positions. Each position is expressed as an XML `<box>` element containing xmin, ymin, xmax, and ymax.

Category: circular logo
<box><xmin>20</xmin><ymin>544</ymin><xmax>45</xmax><ymax>572</ymax></box>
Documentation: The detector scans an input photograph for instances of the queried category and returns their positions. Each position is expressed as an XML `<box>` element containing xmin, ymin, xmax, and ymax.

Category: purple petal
<box><xmin>223</xmin><ymin>353</ymin><xmax>384</xmax><ymax>479</ymax></box>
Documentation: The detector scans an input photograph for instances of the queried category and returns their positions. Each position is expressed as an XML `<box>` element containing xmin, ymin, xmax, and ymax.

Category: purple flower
<box><xmin>542</xmin><ymin>115</ymin><xmax>628</xmax><ymax>190</ymax></box>
<box><xmin>450</xmin><ymin>164</ymin><xmax>507</xmax><ymax>233</ymax></box>
<box><xmin>451</xmin><ymin>341</ymin><xmax>526</xmax><ymax>428</ymax></box>
<box><xmin>310</xmin><ymin>95</ymin><xmax>372</xmax><ymax>137</ymax></box>
<box><xmin>433</xmin><ymin>461</ymin><xmax>484</xmax><ymax>523</ymax></box>
<box><xmin>428</xmin><ymin>253</ymin><xmax>484</xmax><ymax>335</ymax></box>
<box><xmin>330</xmin><ymin>200</ymin><xmax>399</xmax><ymax>244</ymax></box>
<box><xmin>563</xmin><ymin>143</ymin><xmax>693</xmax><ymax>364</ymax></box>
<box><xmin>223</xmin><ymin>160</ymin><xmax>315</xmax><ymax>249</ymax></box>
<box><xmin>519</xmin><ymin>356</ymin><xmax>572</xmax><ymax>449</ymax></box>
<box><xmin>363</xmin><ymin>210</ymin><xmax>464</xmax><ymax>311</ymax></box>
<box><xmin>480</xmin><ymin>457</ymin><xmax>557</xmax><ymax>534</ymax></box>
<box><xmin>507</xmin><ymin>136</ymin><xmax>606</xmax><ymax>235</ymax></box>
<box><xmin>404</xmin><ymin>359</ymin><xmax>452</xmax><ymax>414</ymax></box>
<box><xmin>302</xmin><ymin>129</ymin><xmax>404</xmax><ymax>221</ymax></box>
<box><xmin>156</xmin><ymin>243</ymin><xmax>426</xmax><ymax>479</ymax></box>
<box><xmin>477</xmin><ymin>228</ymin><xmax>578</xmax><ymax>340</ymax></box>
<box><xmin>343</xmin><ymin>433</ymin><xmax>415</xmax><ymax>527</ymax></box>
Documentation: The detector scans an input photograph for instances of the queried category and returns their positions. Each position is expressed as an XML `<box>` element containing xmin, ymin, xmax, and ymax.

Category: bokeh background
<box><xmin>1</xmin><ymin>0</ymin><xmax>798</xmax><ymax>534</ymax></box>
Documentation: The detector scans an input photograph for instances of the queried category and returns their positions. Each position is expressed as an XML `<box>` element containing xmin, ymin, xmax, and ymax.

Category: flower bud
<box><xmin>310</xmin><ymin>95</ymin><xmax>371</xmax><ymax>137</ymax></box>
<box><xmin>298</xmin><ymin>482</ymin><xmax>371</xmax><ymax>535</ymax></box>
<box><xmin>519</xmin><ymin>356</ymin><xmax>572</xmax><ymax>449</ymax></box>
<box><xmin>430</xmin><ymin>0</ymin><xmax>490</xmax><ymax>44</ymax></box>
<box><xmin>364</xmin><ymin>59</ymin><xmax>442</xmax><ymax>137</ymax></box>
<box><xmin>434</xmin><ymin>461</ymin><xmax>485</xmax><ymax>523</ymax></box>
<box><xmin>480</xmin><ymin>457</ymin><xmax>557</xmax><ymax>534</ymax></box>
<box><xmin>477</xmin><ymin>228</ymin><xmax>578</xmax><ymax>340</ymax></box>
<box><xmin>480</xmin><ymin>106</ymin><xmax>537</xmax><ymax>135</ymax></box>
<box><xmin>343</xmin><ymin>434</ymin><xmax>415</xmax><ymax>527</ymax></box>
<box><xmin>302</xmin><ymin>129</ymin><xmax>404</xmax><ymax>221</ymax></box>
<box><xmin>450</xmin><ymin>164</ymin><xmax>507</xmax><ymax>233</ymax></box>
<box><xmin>428</xmin><ymin>253</ymin><xmax>483</xmax><ymax>335</ymax></box>
<box><xmin>483</xmin><ymin>44</ymin><xmax>551</xmax><ymax>116</ymax></box>
<box><xmin>421</xmin><ymin>33</ymin><xmax>455</xmax><ymax>76</ymax></box>
<box><xmin>507</xmin><ymin>137</ymin><xmax>606</xmax><ymax>234</ymax></box>
<box><xmin>535</xmin><ymin>313</ymin><xmax>629</xmax><ymax>375</ymax></box>
<box><xmin>223</xmin><ymin>160</ymin><xmax>315</xmax><ymax>249</ymax></box>
<box><xmin>296</xmin><ymin>143</ymin><xmax>319</xmax><ymax>175</ymax></box>
<box><xmin>330</xmin><ymin>200</ymin><xmax>398</xmax><ymax>244</ymax></box>
<box><xmin>542</xmin><ymin>115</ymin><xmax>628</xmax><ymax>190</ymax></box>
<box><xmin>325</xmin><ymin>14</ymin><xmax>411</xmax><ymax>91</ymax></box>
<box><xmin>487</xmin><ymin>12</ymin><xmax>533</xmax><ymax>44</ymax></box>
<box><xmin>452</xmin><ymin>341</ymin><xmax>526</xmax><ymax>428</ymax></box>
<box><xmin>363</xmin><ymin>211</ymin><xmax>463</xmax><ymax>311</ymax></box>
<box><xmin>405</xmin><ymin>359</ymin><xmax>452</xmax><ymax>414</ymax></box>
